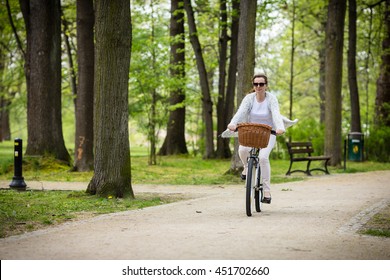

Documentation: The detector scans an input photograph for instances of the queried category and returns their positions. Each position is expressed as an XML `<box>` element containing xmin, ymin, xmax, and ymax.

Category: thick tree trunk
<box><xmin>230</xmin><ymin>0</ymin><xmax>257</xmax><ymax>173</ymax></box>
<box><xmin>87</xmin><ymin>0</ymin><xmax>133</xmax><ymax>198</ymax></box>
<box><xmin>215</xmin><ymin>0</ymin><xmax>231</xmax><ymax>159</ymax></box>
<box><xmin>183</xmin><ymin>0</ymin><xmax>214</xmax><ymax>158</ymax></box>
<box><xmin>375</xmin><ymin>0</ymin><xmax>390</xmax><ymax>127</ymax></box>
<box><xmin>348</xmin><ymin>0</ymin><xmax>362</xmax><ymax>132</ymax></box>
<box><xmin>324</xmin><ymin>0</ymin><xmax>346</xmax><ymax>166</ymax></box>
<box><xmin>159</xmin><ymin>0</ymin><xmax>188</xmax><ymax>156</ymax></box>
<box><xmin>21</xmin><ymin>0</ymin><xmax>70</xmax><ymax>162</ymax></box>
<box><xmin>74</xmin><ymin>0</ymin><xmax>94</xmax><ymax>171</ymax></box>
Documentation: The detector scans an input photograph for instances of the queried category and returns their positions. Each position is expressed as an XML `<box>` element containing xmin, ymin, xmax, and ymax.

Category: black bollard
<box><xmin>9</xmin><ymin>138</ymin><xmax>27</xmax><ymax>191</ymax></box>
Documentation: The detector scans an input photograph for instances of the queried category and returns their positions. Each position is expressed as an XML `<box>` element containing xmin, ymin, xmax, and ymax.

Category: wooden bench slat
<box><xmin>287</xmin><ymin>141</ymin><xmax>311</xmax><ymax>145</ymax></box>
<box><xmin>307</xmin><ymin>156</ymin><xmax>331</xmax><ymax>160</ymax></box>
<box><xmin>289</xmin><ymin>148</ymin><xmax>314</xmax><ymax>154</ymax></box>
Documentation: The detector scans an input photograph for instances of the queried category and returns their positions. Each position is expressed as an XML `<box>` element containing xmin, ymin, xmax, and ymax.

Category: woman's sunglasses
<box><xmin>253</xmin><ymin>82</ymin><xmax>266</xmax><ymax>87</ymax></box>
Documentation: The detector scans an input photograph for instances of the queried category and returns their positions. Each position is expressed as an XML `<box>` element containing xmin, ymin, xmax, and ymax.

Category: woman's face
<box><xmin>253</xmin><ymin>77</ymin><xmax>267</xmax><ymax>94</ymax></box>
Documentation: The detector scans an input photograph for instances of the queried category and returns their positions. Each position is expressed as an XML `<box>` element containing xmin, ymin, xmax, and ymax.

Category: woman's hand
<box><xmin>276</xmin><ymin>129</ymin><xmax>285</xmax><ymax>135</ymax></box>
<box><xmin>228</xmin><ymin>124</ymin><xmax>237</xmax><ymax>131</ymax></box>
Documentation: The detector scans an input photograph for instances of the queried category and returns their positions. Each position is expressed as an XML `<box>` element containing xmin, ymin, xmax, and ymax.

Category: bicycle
<box><xmin>236</xmin><ymin>123</ymin><xmax>272</xmax><ymax>217</ymax></box>
<box><xmin>220</xmin><ymin>122</ymin><xmax>272</xmax><ymax>216</ymax></box>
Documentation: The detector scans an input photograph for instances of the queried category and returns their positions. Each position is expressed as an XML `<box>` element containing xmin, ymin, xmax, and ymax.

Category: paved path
<box><xmin>0</xmin><ymin>171</ymin><xmax>389</xmax><ymax>260</ymax></box>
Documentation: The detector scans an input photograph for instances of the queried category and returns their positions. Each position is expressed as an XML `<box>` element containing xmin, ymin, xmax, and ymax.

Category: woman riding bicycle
<box><xmin>227</xmin><ymin>73</ymin><xmax>297</xmax><ymax>204</ymax></box>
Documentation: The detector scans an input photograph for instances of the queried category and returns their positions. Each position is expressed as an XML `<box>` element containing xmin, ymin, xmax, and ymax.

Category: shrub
<box><xmin>366</xmin><ymin>125</ymin><xmax>390</xmax><ymax>162</ymax></box>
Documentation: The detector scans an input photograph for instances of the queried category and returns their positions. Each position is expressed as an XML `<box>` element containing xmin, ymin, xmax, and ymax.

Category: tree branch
<box><xmin>366</xmin><ymin>0</ymin><xmax>386</xmax><ymax>9</ymax></box>
<box><xmin>6</xmin><ymin>0</ymin><xmax>26</xmax><ymax>59</ymax></box>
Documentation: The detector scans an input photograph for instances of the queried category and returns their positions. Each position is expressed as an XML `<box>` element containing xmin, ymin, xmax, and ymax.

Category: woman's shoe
<box><xmin>262</xmin><ymin>192</ymin><xmax>271</xmax><ymax>204</ymax></box>
<box><xmin>240</xmin><ymin>174</ymin><xmax>246</xmax><ymax>180</ymax></box>
<box><xmin>262</xmin><ymin>196</ymin><xmax>271</xmax><ymax>204</ymax></box>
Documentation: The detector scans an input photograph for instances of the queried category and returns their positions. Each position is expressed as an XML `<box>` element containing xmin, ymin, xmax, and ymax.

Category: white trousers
<box><xmin>238</xmin><ymin>134</ymin><xmax>276</xmax><ymax>193</ymax></box>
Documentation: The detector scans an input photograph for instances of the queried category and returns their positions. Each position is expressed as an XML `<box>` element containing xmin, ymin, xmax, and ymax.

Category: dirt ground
<box><xmin>0</xmin><ymin>170</ymin><xmax>389</xmax><ymax>260</ymax></box>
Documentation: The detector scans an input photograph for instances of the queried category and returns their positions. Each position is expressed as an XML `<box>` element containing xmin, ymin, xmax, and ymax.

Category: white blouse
<box><xmin>249</xmin><ymin>98</ymin><xmax>274</xmax><ymax>128</ymax></box>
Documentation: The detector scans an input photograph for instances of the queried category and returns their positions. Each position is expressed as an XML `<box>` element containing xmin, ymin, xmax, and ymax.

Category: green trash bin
<box><xmin>348</xmin><ymin>132</ymin><xmax>364</xmax><ymax>161</ymax></box>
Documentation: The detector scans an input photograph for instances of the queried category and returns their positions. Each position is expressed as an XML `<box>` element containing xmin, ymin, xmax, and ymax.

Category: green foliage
<box><xmin>129</xmin><ymin>3</ymin><xmax>171</xmax><ymax>149</ymax></box>
<box><xmin>286</xmin><ymin>118</ymin><xmax>326</xmax><ymax>155</ymax></box>
<box><xmin>366</xmin><ymin>125</ymin><xmax>390</xmax><ymax>162</ymax></box>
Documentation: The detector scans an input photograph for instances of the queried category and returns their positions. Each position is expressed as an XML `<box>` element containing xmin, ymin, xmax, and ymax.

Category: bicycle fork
<box><xmin>252</xmin><ymin>157</ymin><xmax>263</xmax><ymax>192</ymax></box>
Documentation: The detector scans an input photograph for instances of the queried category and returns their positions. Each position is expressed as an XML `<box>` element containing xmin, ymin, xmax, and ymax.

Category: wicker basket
<box><xmin>237</xmin><ymin>123</ymin><xmax>272</xmax><ymax>148</ymax></box>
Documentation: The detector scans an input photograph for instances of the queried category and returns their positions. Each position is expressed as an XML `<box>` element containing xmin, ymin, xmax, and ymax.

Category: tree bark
<box><xmin>61</xmin><ymin>12</ymin><xmax>77</xmax><ymax>102</ymax></box>
<box><xmin>324</xmin><ymin>0</ymin><xmax>347</xmax><ymax>166</ymax></box>
<box><xmin>0</xmin><ymin>41</ymin><xmax>11</xmax><ymax>141</ymax></box>
<box><xmin>348</xmin><ymin>0</ymin><xmax>362</xmax><ymax>132</ymax></box>
<box><xmin>230</xmin><ymin>0</ymin><xmax>257</xmax><ymax>173</ymax></box>
<box><xmin>0</xmin><ymin>97</ymin><xmax>11</xmax><ymax>141</ymax></box>
<box><xmin>20</xmin><ymin>0</ymin><xmax>70</xmax><ymax>162</ymax></box>
<box><xmin>289</xmin><ymin>0</ymin><xmax>296</xmax><ymax>122</ymax></box>
<box><xmin>225</xmin><ymin>0</ymin><xmax>239</xmax><ymax>131</ymax></box>
<box><xmin>215</xmin><ymin>0</ymin><xmax>231</xmax><ymax>159</ymax></box>
<box><xmin>375</xmin><ymin>0</ymin><xmax>390</xmax><ymax>127</ymax></box>
<box><xmin>318</xmin><ymin>45</ymin><xmax>326</xmax><ymax>124</ymax></box>
<box><xmin>183</xmin><ymin>0</ymin><xmax>214</xmax><ymax>158</ymax></box>
<box><xmin>159</xmin><ymin>0</ymin><xmax>188</xmax><ymax>156</ymax></box>
<box><xmin>74</xmin><ymin>0</ymin><xmax>95</xmax><ymax>171</ymax></box>
<box><xmin>87</xmin><ymin>0</ymin><xmax>133</xmax><ymax>198</ymax></box>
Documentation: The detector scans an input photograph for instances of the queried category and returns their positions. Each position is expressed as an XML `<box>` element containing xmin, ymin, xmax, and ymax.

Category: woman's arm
<box><xmin>227</xmin><ymin>93</ymin><xmax>253</xmax><ymax>130</ymax></box>
<box><xmin>268</xmin><ymin>93</ymin><xmax>285</xmax><ymax>134</ymax></box>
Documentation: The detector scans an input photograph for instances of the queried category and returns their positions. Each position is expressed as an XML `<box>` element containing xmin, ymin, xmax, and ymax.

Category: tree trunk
<box><xmin>315</xmin><ymin>17</ymin><xmax>327</xmax><ymax>125</ymax></box>
<box><xmin>73</xmin><ymin>0</ymin><xmax>94</xmax><ymax>171</ymax></box>
<box><xmin>0</xmin><ymin>45</ymin><xmax>11</xmax><ymax>141</ymax></box>
<box><xmin>0</xmin><ymin>97</ymin><xmax>11</xmax><ymax>141</ymax></box>
<box><xmin>148</xmin><ymin>1</ymin><xmax>158</xmax><ymax>164</ymax></box>
<box><xmin>61</xmin><ymin>12</ymin><xmax>77</xmax><ymax>103</ymax></box>
<box><xmin>20</xmin><ymin>0</ymin><xmax>70</xmax><ymax>162</ymax></box>
<box><xmin>348</xmin><ymin>0</ymin><xmax>362</xmax><ymax>132</ymax></box>
<box><xmin>87</xmin><ymin>0</ymin><xmax>133</xmax><ymax>198</ymax></box>
<box><xmin>159</xmin><ymin>0</ymin><xmax>188</xmax><ymax>156</ymax></box>
<box><xmin>318</xmin><ymin>45</ymin><xmax>326</xmax><ymax>124</ymax></box>
<box><xmin>215</xmin><ymin>0</ymin><xmax>231</xmax><ymax>159</ymax></box>
<box><xmin>183</xmin><ymin>0</ymin><xmax>214</xmax><ymax>158</ymax></box>
<box><xmin>375</xmin><ymin>0</ymin><xmax>390</xmax><ymax>127</ymax></box>
<box><xmin>225</xmin><ymin>0</ymin><xmax>239</xmax><ymax>126</ymax></box>
<box><xmin>324</xmin><ymin>0</ymin><xmax>346</xmax><ymax>166</ymax></box>
<box><xmin>289</xmin><ymin>0</ymin><xmax>296</xmax><ymax>124</ymax></box>
<box><xmin>230</xmin><ymin>0</ymin><xmax>257</xmax><ymax>173</ymax></box>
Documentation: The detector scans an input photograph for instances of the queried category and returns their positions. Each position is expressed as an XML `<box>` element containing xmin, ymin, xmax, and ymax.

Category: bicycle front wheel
<box><xmin>254</xmin><ymin>163</ymin><xmax>262</xmax><ymax>212</ymax></box>
<box><xmin>246</xmin><ymin>157</ymin><xmax>256</xmax><ymax>216</ymax></box>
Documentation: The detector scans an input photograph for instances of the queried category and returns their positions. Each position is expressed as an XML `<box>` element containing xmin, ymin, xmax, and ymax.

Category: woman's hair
<box><xmin>252</xmin><ymin>73</ymin><xmax>268</xmax><ymax>84</ymax></box>
<box><xmin>248</xmin><ymin>73</ymin><xmax>268</xmax><ymax>93</ymax></box>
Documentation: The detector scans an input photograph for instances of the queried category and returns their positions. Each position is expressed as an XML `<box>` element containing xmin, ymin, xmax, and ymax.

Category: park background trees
<box><xmin>0</xmin><ymin>0</ymin><xmax>389</xmax><ymax>194</ymax></box>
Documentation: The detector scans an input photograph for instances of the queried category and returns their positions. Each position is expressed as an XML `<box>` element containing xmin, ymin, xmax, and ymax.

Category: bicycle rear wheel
<box><xmin>246</xmin><ymin>157</ymin><xmax>256</xmax><ymax>216</ymax></box>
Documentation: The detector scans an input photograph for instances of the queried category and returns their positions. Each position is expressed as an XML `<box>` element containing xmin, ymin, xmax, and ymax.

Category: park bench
<box><xmin>285</xmin><ymin>141</ymin><xmax>331</xmax><ymax>176</ymax></box>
